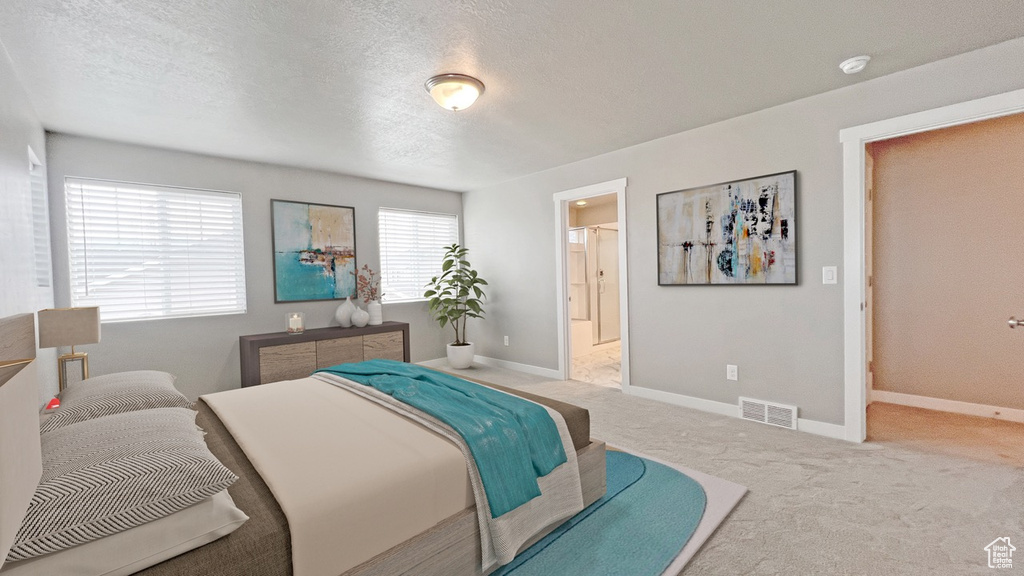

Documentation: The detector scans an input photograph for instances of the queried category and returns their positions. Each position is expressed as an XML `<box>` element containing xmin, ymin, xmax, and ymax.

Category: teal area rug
<box><xmin>493</xmin><ymin>451</ymin><xmax>707</xmax><ymax>576</ymax></box>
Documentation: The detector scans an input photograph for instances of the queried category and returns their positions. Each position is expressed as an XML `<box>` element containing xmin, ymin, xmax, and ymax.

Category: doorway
<box><xmin>553</xmin><ymin>179</ymin><xmax>630</xmax><ymax>389</ymax></box>
<box><xmin>862</xmin><ymin>113</ymin><xmax>1024</xmax><ymax>463</ymax></box>
<box><xmin>568</xmin><ymin>196</ymin><xmax>621</xmax><ymax>386</ymax></box>
<box><xmin>841</xmin><ymin>87</ymin><xmax>1024</xmax><ymax>442</ymax></box>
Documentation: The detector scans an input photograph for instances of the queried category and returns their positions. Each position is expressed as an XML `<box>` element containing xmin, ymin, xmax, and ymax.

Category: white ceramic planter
<box><xmin>446</xmin><ymin>342</ymin><xmax>475</xmax><ymax>369</ymax></box>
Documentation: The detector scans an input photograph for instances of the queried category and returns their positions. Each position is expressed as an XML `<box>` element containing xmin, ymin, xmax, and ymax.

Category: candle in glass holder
<box><xmin>286</xmin><ymin>312</ymin><xmax>305</xmax><ymax>334</ymax></box>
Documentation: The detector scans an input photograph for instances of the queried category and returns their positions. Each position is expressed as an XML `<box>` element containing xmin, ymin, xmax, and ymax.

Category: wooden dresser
<box><xmin>239</xmin><ymin>322</ymin><xmax>410</xmax><ymax>387</ymax></box>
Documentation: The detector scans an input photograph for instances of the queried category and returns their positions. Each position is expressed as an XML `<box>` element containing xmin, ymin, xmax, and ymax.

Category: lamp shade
<box><xmin>425</xmin><ymin>74</ymin><xmax>485</xmax><ymax>111</ymax></box>
<box><xmin>37</xmin><ymin>307</ymin><xmax>101</xmax><ymax>348</ymax></box>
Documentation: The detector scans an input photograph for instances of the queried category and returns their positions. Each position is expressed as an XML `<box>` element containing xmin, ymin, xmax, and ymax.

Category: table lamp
<box><xmin>37</xmin><ymin>307</ymin><xmax>101</xmax><ymax>391</ymax></box>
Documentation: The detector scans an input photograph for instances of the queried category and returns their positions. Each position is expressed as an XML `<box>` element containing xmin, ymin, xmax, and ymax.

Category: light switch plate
<box><xmin>822</xmin><ymin>266</ymin><xmax>838</xmax><ymax>285</ymax></box>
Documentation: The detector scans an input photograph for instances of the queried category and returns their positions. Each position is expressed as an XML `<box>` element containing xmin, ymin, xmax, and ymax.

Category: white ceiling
<box><xmin>1</xmin><ymin>1</ymin><xmax>1023</xmax><ymax>192</ymax></box>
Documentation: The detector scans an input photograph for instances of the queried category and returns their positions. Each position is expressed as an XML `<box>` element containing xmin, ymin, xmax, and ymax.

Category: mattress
<box><xmin>137</xmin><ymin>379</ymin><xmax>592</xmax><ymax>575</ymax></box>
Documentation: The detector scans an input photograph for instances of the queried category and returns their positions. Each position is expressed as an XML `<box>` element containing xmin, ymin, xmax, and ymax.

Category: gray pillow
<box><xmin>7</xmin><ymin>408</ymin><xmax>238</xmax><ymax>562</ymax></box>
<box><xmin>42</xmin><ymin>371</ymin><xmax>192</xmax><ymax>433</ymax></box>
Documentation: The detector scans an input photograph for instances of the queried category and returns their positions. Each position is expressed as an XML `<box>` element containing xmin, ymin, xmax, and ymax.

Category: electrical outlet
<box><xmin>503</xmin><ymin>335</ymin><xmax>509</xmax><ymax>346</ymax></box>
<box><xmin>726</xmin><ymin>364</ymin><xmax>738</xmax><ymax>381</ymax></box>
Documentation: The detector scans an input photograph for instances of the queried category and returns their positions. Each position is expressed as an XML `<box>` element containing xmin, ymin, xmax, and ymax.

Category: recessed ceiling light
<box><xmin>425</xmin><ymin>74</ymin><xmax>485</xmax><ymax>111</ymax></box>
<box><xmin>576</xmin><ymin>200</ymin><xmax>588</xmax><ymax>206</ymax></box>
<box><xmin>839</xmin><ymin>55</ymin><xmax>871</xmax><ymax>75</ymax></box>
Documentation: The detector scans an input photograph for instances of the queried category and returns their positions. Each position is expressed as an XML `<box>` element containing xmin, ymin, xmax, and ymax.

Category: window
<box><xmin>378</xmin><ymin>208</ymin><xmax>459</xmax><ymax>302</ymax></box>
<box><xmin>29</xmin><ymin>146</ymin><xmax>50</xmax><ymax>288</ymax></box>
<box><xmin>65</xmin><ymin>177</ymin><xmax>247</xmax><ymax>322</ymax></box>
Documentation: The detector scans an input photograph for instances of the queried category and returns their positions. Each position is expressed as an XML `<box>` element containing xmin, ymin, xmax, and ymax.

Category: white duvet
<box><xmin>202</xmin><ymin>374</ymin><xmax>582</xmax><ymax>576</ymax></box>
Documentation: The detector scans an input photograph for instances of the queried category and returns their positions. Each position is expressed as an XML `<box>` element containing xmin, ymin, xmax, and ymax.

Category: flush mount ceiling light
<box><xmin>575</xmin><ymin>200</ymin><xmax>588</xmax><ymax>206</ymax></box>
<box><xmin>839</xmin><ymin>55</ymin><xmax>871</xmax><ymax>75</ymax></box>
<box><xmin>425</xmin><ymin>74</ymin><xmax>485</xmax><ymax>111</ymax></box>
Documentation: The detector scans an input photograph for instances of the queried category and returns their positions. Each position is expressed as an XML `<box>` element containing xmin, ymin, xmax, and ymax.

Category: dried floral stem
<box><xmin>354</xmin><ymin>264</ymin><xmax>381</xmax><ymax>303</ymax></box>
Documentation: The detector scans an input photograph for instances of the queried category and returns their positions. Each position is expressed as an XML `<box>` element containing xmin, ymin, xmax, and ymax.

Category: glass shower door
<box><xmin>596</xmin><ymin>227</ymin><xmax>620</xmax><ymax>343</ymax></box>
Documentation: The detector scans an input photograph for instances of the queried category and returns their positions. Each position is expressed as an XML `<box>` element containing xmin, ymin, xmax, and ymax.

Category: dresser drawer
<box><xmin>317</xmin><ymin>336</ymin><xmax>364</xmax><ymax>368</ymax></box>
<box><xmin>363</xmin><ymin>331</ymin><xmax>404</xmax><ymax>362</ymax></box>
<box><xmin>259</xmin><ymin>342</ymin><xmax>317</xmax><ymax>384</ymax></box>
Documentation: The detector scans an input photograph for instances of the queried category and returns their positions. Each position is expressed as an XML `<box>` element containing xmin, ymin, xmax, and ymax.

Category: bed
<box><xmin>0</xmin><ymin>313</ymin><xmax>606</xmax><ymax>576</ymax></box>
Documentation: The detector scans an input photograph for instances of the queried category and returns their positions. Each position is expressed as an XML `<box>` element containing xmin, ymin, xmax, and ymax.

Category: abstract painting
<box><xmin>271</xmin><ymin>200</ymin><xmax>357</xmax><ymax>302</ymax></box>
<box><xmin>657</xmin><ymin>171</ymin><xmax>796</xmax><ymax>285</ymax></box>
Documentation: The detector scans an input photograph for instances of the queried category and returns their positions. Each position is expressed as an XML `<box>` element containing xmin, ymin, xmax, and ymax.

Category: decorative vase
<box><xmin>446</xmin><ymin>342</ymin><xmax>475</xmax><ymax>369</ymax></box>
<box><xmin>367</xmin><ymin>300</ymin><xmax>383</xmax><ymax>325</ymax></box>
<box><xmin>335</xmin><ymin>297</ymin><xmax>355</xmax><ymax>328</ymax></box>
<box><xmin>351</xmin><ymin>307</ymin><xmax>370</xmax><ymax>328</ymax></box>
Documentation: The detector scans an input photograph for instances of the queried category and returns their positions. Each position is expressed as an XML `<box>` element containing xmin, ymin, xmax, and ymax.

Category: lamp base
<box><xmin>57</xmin><ymin>352</ymin><xmax>89</xmax><ymax>392</ymax></box>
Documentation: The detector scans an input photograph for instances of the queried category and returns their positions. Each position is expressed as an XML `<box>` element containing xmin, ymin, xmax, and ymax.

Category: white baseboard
<box><xmin>626</xmin><ymin>385</ymin><xmax>849</xmax><ymax>441</ymax></box>
<box><xmin>627</xmin><ymin>385</ymin><xmax>736</xmax><ymax>417</ymax></box>
<box><xmin>795</xmin><ymin>418</ymin><xmax>847</xmax><ymax>440</ymax></box>
<box><xmin>871</xmin><ymin>390</ymin><xmax>1024</xmax><ymax>424</ymax></box>
<box><xmin>472</xmin><ymin>356</ymin><xmax>563</xmax><ymax>380</ymax></box>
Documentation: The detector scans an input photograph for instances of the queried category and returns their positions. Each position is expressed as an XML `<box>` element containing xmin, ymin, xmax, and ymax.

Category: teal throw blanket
<box><xmin>316</xmin><ymin>359</ymin><xmax>567</xmax><ymax>517</ymax></box>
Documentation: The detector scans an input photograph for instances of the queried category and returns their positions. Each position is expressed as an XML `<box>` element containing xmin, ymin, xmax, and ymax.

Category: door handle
<box><xmin>1010</xmin><ymin>316</ymin><xmax>1022</xmax><ymax>329</ymax></box>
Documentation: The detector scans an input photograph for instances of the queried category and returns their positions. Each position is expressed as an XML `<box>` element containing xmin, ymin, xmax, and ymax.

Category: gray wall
<box><xmin>463</xmin><ymin>37</ymin><xmax>1024</xmax><ymax>425</ymax></box>
<box><xmin>46</xmin><ymin>134</ymin><xmax>461</xmax><ymax>400</ymax></box>
<box><xmin>0</xmin><ymin>47</ymin><xmax>57</xmax><ymax>403</ymax></box>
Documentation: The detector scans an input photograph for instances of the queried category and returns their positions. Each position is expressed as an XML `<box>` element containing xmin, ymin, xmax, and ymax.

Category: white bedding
<box><xmin>0</xmin><ymin>490</ymin><xmax>248</xmax><ymax>576</ymax></box>
<box><xmin>202</xmin><ymin>377</ymin><xmax>474</xmax><ymax>576</ymax></box>
<box><xmin>202</xmin><ymin>374</ymin><xmax>583</xmax><ymax>576</ymax></box>
<box><xmin>313</xmin><ymin>372</ymin><xmax>584</xmax><ymax>570</ymax></box>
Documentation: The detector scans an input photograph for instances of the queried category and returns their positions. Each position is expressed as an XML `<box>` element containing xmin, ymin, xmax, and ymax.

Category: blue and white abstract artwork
<box><xmin>272</xmin><ymin>200</ymin><xmax>357</xmax><ymax>301</ymax></box>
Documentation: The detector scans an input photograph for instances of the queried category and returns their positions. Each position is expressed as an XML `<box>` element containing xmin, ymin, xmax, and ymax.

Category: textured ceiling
<box><xmin>1</xmin><ymin>1</ymin><xmax>1023</xmax><ymax>191</ymax></box>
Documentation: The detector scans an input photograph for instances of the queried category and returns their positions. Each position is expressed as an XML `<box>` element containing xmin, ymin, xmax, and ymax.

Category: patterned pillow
<box><xmin>7</xmin><ymin>408</ymin><xmax>238</xmax><ymax>562</ymax></box>
<box><xmin>42</xmin><ymin>371</ymin><xmax>192</xmax><ymax>433</ymax></box>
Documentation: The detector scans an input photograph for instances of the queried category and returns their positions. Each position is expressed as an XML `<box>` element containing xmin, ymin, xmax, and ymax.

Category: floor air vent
<box><xmin>739</xmin><ymin>397</ymin><xmax>797</xmax><ymax>430</ymax></box>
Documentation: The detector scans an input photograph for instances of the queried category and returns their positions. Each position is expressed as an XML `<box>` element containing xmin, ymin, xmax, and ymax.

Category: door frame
<box><xmin>553</xmin><ymin>178</ymin><xmax>629</xmax><ymax>388</ymax></box>
<box><xmin>839</xmin><ymin>87</ymin><xmax>1024</xmax><ymax>442</ymax></box>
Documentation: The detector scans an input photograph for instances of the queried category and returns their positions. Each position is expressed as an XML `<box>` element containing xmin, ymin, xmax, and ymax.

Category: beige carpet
<box><xmin>422</xmin><ymin>360</ymin><xmax>1024</xmax><ymax>575</ymax></box>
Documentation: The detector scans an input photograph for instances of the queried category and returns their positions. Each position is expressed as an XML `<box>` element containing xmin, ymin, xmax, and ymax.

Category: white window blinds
<box><xmin>30</xmin><ymin>156</ymin><xmax>51</xmax><ymax>288</ymax></box>
<box><xmin>378</xmin><ymin>208</ymin><xmax>459</xmax><ymax>302</ymax></box>
<box><xmin>65</xmin><ymin>178</ymin><xmax>247</xmax><ymax>322</ymax></box>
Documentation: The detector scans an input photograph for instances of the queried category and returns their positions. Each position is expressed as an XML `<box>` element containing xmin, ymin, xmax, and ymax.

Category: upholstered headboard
<box><xmin>0</xmin><ymin>313</ymin><xmax>42</xmax><ymax>570</ymax></box>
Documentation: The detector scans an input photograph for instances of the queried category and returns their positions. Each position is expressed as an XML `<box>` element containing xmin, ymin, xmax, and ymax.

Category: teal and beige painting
<box><xmin>272</xmin><ymin>200</ymin><xmax>356</xmax><ymax>301</ymax></box>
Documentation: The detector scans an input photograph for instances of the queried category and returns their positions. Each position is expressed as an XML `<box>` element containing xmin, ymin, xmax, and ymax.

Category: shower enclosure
<box><xmin>568</xmin><ymin>226</ymin><xmax>620</xmax><ymax>349</ymax></box>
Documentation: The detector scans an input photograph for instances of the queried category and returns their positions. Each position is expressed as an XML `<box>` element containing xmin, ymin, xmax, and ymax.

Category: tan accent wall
<box><xmin>569</xmin><ymin>193</ymin><xmax>618</xmax><ymax>227</ymax></box>
<box><xmin>870</xmin><ymin>113</ymin><xmax>1024</xmax><ymax>409</ymax></box>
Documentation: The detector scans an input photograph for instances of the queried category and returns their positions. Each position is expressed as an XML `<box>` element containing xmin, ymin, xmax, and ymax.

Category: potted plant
<box><xmin>424</xmin><ymin>244</ymin><xmax>488</xmax><ymax>369</ymax></box>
